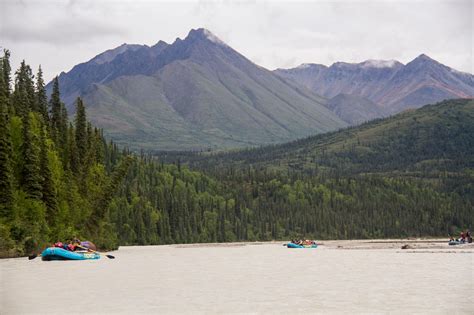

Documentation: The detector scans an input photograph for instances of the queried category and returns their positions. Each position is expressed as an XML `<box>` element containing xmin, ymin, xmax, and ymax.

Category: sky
<box><xmin>1</xmin><ymin>0</ymin><xmax>472</xmax><ymax>82</ymax></box>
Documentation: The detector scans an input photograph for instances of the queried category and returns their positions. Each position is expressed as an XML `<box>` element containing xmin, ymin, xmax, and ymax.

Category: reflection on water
<box><xmin>1</xmin><ymin>243</ymin><xmax>473</xmax><ymax>314</ymax></box>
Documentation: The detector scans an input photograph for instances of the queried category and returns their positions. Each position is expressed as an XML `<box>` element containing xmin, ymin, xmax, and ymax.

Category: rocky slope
<box><xmin>275</xmin><ymin>55</ymin><xmax>473</xmax><ymax>114</ymax></box>
<box><xmin>48</xmin><ymin>29</ymin><xmax>346</xmax><ymax>150</ymax></box>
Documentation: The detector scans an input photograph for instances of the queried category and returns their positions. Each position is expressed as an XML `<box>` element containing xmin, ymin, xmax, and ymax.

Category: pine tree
<box><xmin>39</xmin><ymin>122</ymin><xmax>57</xmax><ymax>222</ymax></box>
<box><xmin>2</xmin><ymin>49</ymin><xmax>11</xmax><ymax>99</ymax></box>
<box><xmin>24</xmin><ymin>64</ymin><xmax>37</xmax><ymax>113</ymax></box>
<box><xmin>36</xmin><ymin>66</ymin><xmax>49</xmax><ymax>124</ymax></box>
<box><xmin>58</xmin><ymin>102</ymin><xmax>69</xmax><ymax>165</ymax></box>
<box><xmin>74</xmin><ymin>97</ymin><xmax>87</xmax><ymax>167</ymax></box>
<box><xmin>20</xmin><ymin>113</ymin><xmax>43</xmax><ymax>200</ymax></box>
<box><xmin>50</xmin><ymin>77</ymin><xmax>69</xmax><ymax>165</ymax></box>
<box><xmin>68</xmin><ymin>122</ymin><xmax>78</xmax><ymax>173</ymax></box>
<box><xmin>13</xmin><ymin>61</ymin><xmax>31</xmax><ymax>118</ymax></box>
<box><xmin>94</xmin><ymin>156</ymin><xmax>133</xmax><ymax>220</ymax></box>
<box><xmin>0</xmin><ymin>78</ymin><xmax>14</xmax><ymax>220</ymax></box>
<box><xmin>50</xmin><ymin>76</ymin><xmax>61</xmax><ymax>144</ymax></box>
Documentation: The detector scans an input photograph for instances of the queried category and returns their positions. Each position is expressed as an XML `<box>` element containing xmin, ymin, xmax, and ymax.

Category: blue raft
<box><xmin>287</xmin><ymin>243</ymin><xmax>318</xmax><ymax>249</ymax></box>
<box><xmin>41</xmin><ymin>247</ymin><xmax>101</xmax><ymax>261</ymax></box>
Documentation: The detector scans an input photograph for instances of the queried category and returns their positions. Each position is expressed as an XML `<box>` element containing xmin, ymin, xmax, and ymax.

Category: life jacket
<box><xmin>53</xmin><ymin>242</ymin><xmax>75</xmax><ymax>251</ymax></box>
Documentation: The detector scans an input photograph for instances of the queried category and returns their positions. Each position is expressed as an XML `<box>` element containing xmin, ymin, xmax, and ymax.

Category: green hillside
<box><xmin>179</xmin><ymin>99</ymin><xmax>474</xmax><ymax>177</ymax></box>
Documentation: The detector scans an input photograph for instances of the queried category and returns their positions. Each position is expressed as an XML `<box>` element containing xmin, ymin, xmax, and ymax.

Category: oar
<box><xmin>28</xmin><ymin>253</ymin><xmax>39</xmax><ymax>260</ymax></box>
<box><xmin>76</xmin><ymin>244</ymin><xmax>115</xmax><ymax>259</ymax></box>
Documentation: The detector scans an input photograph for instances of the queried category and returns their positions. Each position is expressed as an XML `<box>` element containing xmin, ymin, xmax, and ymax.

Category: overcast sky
<box><xmin>1</xmin><ymin>0</ymin><xmax>472</xmax><ymax>82</ymax></box>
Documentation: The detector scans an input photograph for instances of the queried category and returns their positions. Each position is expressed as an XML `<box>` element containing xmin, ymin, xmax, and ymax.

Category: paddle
<box><xmin>28</xmin><ymin>253</ymin><xmax>39</xmax><ymax>260</ymax></box>
<box><xmin>75</xmin><ymin>244</ymin><xmax>115</xmax><ymax>259</ymax></box>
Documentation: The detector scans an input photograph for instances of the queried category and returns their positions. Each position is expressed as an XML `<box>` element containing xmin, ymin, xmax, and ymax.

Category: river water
<box><xmin>1</xmin><ymin>243</ymin><xmax>473</xmax><ymax>314</ymax></box>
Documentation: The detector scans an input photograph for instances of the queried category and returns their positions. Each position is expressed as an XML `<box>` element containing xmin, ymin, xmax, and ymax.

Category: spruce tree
<box><xmin>59</xmin><ymin>102</ymin><xmax>69</xmax><ymax>165</ymax></box>
<box><xmin>50</xmin><ymin>76</ymin><xmax>61</xmax><ymax>144</ymax></box>
<box><xmin>13</xmin><ymin>61</ymin><xmax>31</xmax><ymax>118</ymax></box>
<box><xmin>0</xmin><ymin>81</ymin><xmax>14</xmax><ymax>220</ymax></box>
<box><xmin>25</xmin><ymin>64</ymin><xmax>37</xmax><ymax>113</ymax></box>
<box><xmin>20</xmin><ymin>113</ymin><xmax>43</xmax><ymax>200</ymax></box>
<box><xmin>39</xmin><ymin>122</ymin><xmax>57</xmax><ymax>222</ymax></box>
<box><xmin>93</xmin><ymin>156</ymin><xmax>133</xmax><ymax>221</ymax></box>
<box><xmin>74</xmin><ymin>97</ymin><xmax>87</xmax><ymax>167</ymax></box>
<box><xmin>2</xmin><ymin>49</ymin><xmax>11</xmax><ymax>99</ymax></box>
<box><xmin>36</xmin><ymin>66</ymin><xmax>49</xmax><ymax>124</ymax></box>
<box><xmin>68</xmin><ymin>122</ymin><xmax>79</xmax><ymax>173</ymax></box>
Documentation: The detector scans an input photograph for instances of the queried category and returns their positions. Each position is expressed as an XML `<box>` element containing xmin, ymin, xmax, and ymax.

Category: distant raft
<box><xmin>448</xmin><ymin>240</ymin><xmax>466</xmax><ymax>246</ymax></box>
<box><xmin>41</xmin><ymin>247</ymin><xmax>101</xmax><ymax>261</ymax></box>
<box><xmin>287</xmin><ymin>243</ymin><xmax>318</xmax><ymax>249</ymax></box>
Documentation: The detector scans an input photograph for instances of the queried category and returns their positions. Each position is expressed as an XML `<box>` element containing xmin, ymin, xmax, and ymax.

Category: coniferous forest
<box><xmin>0</xmin><ymin>51</ymin><xmax>473</xmax><ymax>258</ymax></box>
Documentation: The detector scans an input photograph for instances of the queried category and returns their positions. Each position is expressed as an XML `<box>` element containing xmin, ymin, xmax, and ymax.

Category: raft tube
<box><xmin>448</xmin><ymin>240</ymin><xmax>465</xmax><ymax>246</ymax></box>
<box><xmin>287</xmin><ymin>243</ymin><xmax>318</xmax><ymax>248</ymax></box>
<box><xmin>41</xmin><ymin>247</ymin><xmax>101</xmax><ymax>261</ymax></box>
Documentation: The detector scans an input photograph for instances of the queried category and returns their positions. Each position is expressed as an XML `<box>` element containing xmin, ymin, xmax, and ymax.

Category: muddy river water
<box><xmin>1</xmin><ymin>241</ymin><xmax>473</xmax><ymax>314</ymax></box>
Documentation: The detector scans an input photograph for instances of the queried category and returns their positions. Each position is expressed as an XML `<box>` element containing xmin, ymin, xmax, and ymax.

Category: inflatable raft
<box><xmin>41</xmin><ymin>247</ymin><xmax>101</xmax><ymax>261</ymax></box>
<box><xmin>287</xmin><ymin>243</ymin><xmax>318</xmax><ymax>248</ymax></box>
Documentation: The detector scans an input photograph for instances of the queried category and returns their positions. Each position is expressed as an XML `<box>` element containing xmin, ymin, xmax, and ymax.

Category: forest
<box><xmin>0</xmin><ymin>50</ymin><xmax>472</xmax><ymax>258</ymax></box>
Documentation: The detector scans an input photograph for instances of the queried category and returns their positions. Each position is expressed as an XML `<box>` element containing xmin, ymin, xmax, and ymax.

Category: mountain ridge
<box><xmin>275</xmin><ymin>54</ymin><xmax>473</xmax><ymax>114</ymax></box>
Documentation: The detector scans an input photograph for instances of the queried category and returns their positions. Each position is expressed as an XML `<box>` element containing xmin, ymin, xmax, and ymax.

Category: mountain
<box><xmin>275</xmin><ymin>56</ymin><xmax>474</xmax><ymax>114</ymax></box>
<box><xmin>48</xmin><ymin>28</ymin><xmax>346</xmax><ymax>150</ymax></box>
<box><xmin>326</xmin><ymin>93</ymin><xmax>388</xmax><ymax>125</ymax></box>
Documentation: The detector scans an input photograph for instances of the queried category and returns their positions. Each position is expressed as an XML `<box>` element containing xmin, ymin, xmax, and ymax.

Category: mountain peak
<box><xmin>185</xmin><ymin>28</ymin><xmax>227</xmax><ymax>46</ymax></box>
<box><xmin>412</xmin><ymin>53</ymin><xmax>437</xmax><ymax>64</ymax></box>
<box><xmin>152</xmin><ymin>40</ymin><xmax>168</xmax><ymax>48</ymax></box>
<box><xmin>405</xmin><ymin>53</ymin><xmax>442</xmax><ymax>69</ymax></box>
<box><xmin>416</xmin><ymin>53</ymin><xmax>432</xmax><ymax>60</ymax></box>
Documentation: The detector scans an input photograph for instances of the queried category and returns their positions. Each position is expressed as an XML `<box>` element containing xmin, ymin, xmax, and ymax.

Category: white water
<box><xmin>1</xmin><ymin>243</ymin><xmax>473</xmax><ymax>314</ymax></box>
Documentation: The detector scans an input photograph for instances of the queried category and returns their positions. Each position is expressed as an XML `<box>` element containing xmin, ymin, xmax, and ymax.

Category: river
<box><xmin>1</xmin><ymin>242</ymin><xmax>473</xmax><ymax>314</ymax></box>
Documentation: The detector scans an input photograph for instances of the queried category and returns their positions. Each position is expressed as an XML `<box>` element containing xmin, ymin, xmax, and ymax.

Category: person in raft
<box><xmin>53</xmin><ymin>241</ymin><xmax>76</xmax><ymax>251</ymax></box>
<box><xmin>53</xmin><ymin>238</ymin><xmax>97</xmax><ymax>251</ymax></box>
<box><xmin>466</xmin><ymin>230</ymin><xmax>472</xmax><ymax>243</ymax></box>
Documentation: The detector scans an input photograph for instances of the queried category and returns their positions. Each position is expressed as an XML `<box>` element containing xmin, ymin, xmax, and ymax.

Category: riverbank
<box><xmin>3</xmin><ymin>238</ymin><xmax>472</xmax><ymax>259</ymax></box>
<box><xmin>173</xmin><ymin>238</ymin><xmax>474</xmax><ymax>252</ymax></box>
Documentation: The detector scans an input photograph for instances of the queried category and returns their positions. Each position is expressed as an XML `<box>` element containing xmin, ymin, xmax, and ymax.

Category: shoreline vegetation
<box><xmin>1</xmin><ymin>52</ymin><xmax>472</xmax><ymax>260</ymax></box>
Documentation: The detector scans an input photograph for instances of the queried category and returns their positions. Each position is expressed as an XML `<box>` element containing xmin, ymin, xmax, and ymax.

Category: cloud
<box><xmin>1</xmin><ymin>0</ymin><xmax>471</xmax><ymax>81</ymax></box>
<box><xmin>1</xmin><ymin>0</ymin><xmax>127</xmax><ymax>44</ymax></box>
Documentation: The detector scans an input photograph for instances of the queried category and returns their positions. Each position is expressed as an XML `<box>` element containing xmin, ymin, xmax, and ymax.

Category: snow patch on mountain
<box><xmin>203</xmin><ymin>29</ymin><xmax>227</xmax><ymax>47</ymax></box>
<box><xmin>91</xmin><ymin>44</ymin><xmax>143</xmax><ymax>65</ymax></box>
<box><xmin>297</xmin><ymin>63</ymin><xmax>312</xmax><ymax>69</ymax></box>
<box><xmin>361</xmin><ymin>59</ymin><xmax>401</xmax><ymax>68</ymax></box>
